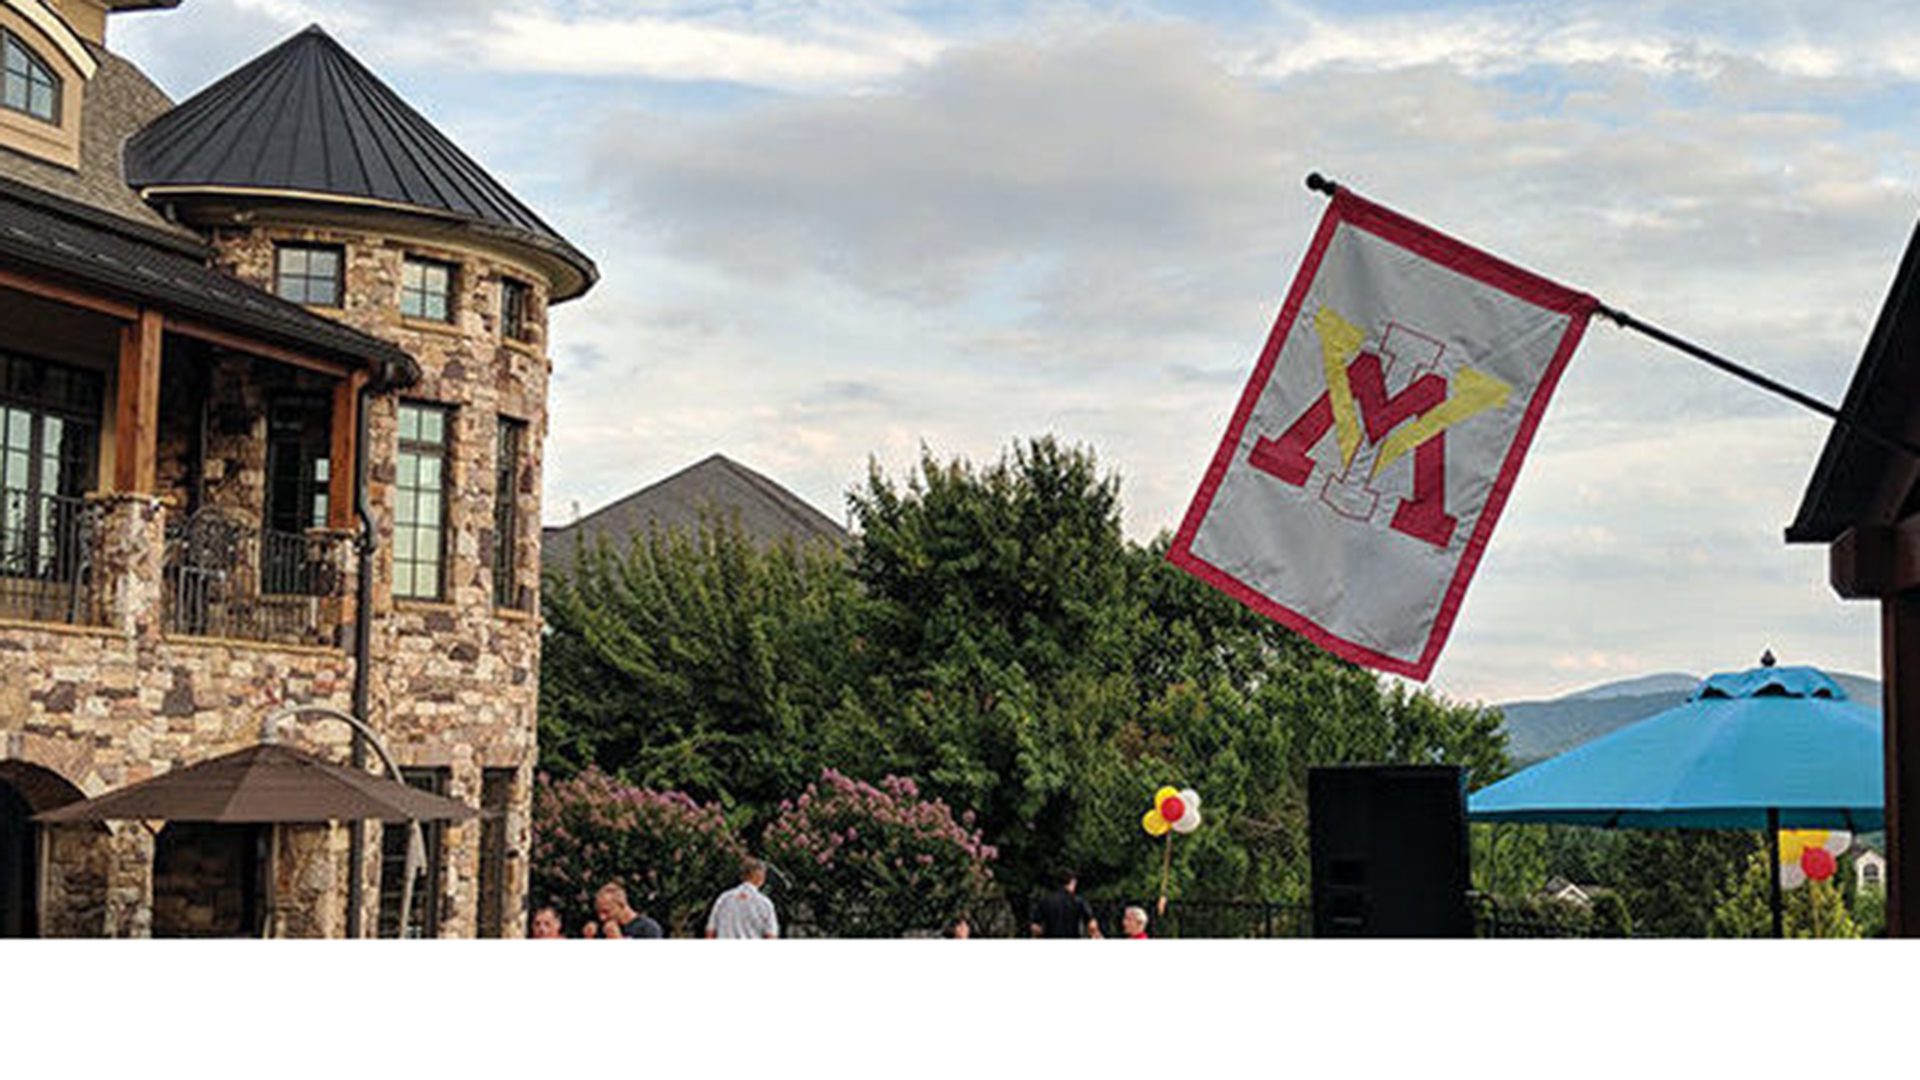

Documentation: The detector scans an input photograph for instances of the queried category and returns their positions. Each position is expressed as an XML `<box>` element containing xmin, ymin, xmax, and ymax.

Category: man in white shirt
<box><xmin>706</xmin><ymin>856</ymin><xmax>779</xmax><ymax>939</ymax></box>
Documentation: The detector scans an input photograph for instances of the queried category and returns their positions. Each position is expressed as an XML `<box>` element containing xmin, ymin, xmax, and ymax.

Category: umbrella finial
<box><xmin>1761</xmin><ymin>648</ymin><xmax>1777</xmax><ymax>668</ymax></box>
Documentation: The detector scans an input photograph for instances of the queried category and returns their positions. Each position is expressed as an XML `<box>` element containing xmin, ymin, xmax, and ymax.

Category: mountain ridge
<box><xmin>1497</xmin><ymin>670</ymin><xmax>1883</xmax><ymax>766</ymax></box>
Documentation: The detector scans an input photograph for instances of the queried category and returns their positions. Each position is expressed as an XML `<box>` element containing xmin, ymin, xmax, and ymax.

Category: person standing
<box><xmin>593</xmin><ymin>882</ymin><xmax>663</xmax><ymax>939</ymax></box>
<box><xmin>1121</xmin><ymin>906</ymin><xmax>1150</xmax><ymax>940</ymax></box>
<box><xmin>706</xmin><ymin>857</ymin><xmax>780</xmax><ymax>939</ymax></box>
<box><xmin>1029</xmin><ymin>869</ymin><xmax>1101</xmax><ymax>939</ymax></box>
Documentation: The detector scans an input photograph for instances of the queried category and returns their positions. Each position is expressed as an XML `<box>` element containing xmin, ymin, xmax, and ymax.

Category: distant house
<box><xmin>1541</xmin><ymin>876</ymin><xmax>1594</xmax><ymax>908</ymax></box>
<box><xmin>543</xmin><ymin>454</ymin><xmax>848</xmax><ymax>577</ymax></box>
<box><xmin>1857</xmin><ymin>848</ymin><xmax>1887</xmax><ymax>893</ymax></box>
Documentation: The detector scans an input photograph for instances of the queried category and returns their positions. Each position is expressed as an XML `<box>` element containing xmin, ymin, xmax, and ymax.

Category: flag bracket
<box><xmin>1301</xmin><ymin>171</ymin><xmax>1920</xmax><ymax>465</ymax></box>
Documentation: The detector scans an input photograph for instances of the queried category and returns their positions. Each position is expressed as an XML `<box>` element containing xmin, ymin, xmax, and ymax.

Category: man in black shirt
<box><xmin>1030</xmin><ymin>869</ymin><xmax>1101</xmax><ymax>939</ymax></box>
<box><xmin>592</xmin><ymin>881</ymin><xmax>664</xmax><ymax>939</ymax></box>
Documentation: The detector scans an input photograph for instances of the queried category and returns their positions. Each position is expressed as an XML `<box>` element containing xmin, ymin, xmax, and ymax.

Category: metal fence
<box><xmin>164</xmin><ymin>509</ymin><xmax>344</xmax><ymax>646</ymax></box>
<box><xmin>0</xmin><ymin>489</ymin><xmax>98</xmax><ymax>625</ymax></box>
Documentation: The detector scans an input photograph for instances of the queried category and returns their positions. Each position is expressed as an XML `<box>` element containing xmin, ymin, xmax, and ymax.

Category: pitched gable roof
<box><xmin>543</xmin><ymin>455</ymin><xmax>848</xmax><ymax>577</ymax></box>
<box><xmin>123</xmin><ymin>24</ymin><xmax>595</xmax><ymax>297</ymax></box>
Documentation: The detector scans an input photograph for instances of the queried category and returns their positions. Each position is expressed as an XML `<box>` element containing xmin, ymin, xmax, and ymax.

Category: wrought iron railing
<box><xmin>0</xmin><ymin>489</ymin><xmax>98</xmax><ymax>625</ymax></box>
<box><xmin>163</xmin><ymin>508</ymin><xmax>344</xmax><ymax>647</ymax></box>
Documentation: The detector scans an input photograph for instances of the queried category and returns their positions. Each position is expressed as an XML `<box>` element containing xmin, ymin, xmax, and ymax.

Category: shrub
<box><xmin>531</xmin><ymin>768</ymin><xmax>746</xmax><ymax>936</ymax></box>
<box><xmin>763</xmin><ymin>769</ymin><xmax>996</xmax><ymax>937</ymax></box>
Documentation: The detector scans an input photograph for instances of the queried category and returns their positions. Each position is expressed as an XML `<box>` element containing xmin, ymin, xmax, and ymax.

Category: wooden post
<box><xmin>1882</xmin><ymin>591</ymin><xmax>1920</xmax><ymax>937</ymax></box>
<box><xmin>327</xmin><ymin>371</ymin><xmax>366</xmax><ymax>530</ymax></box>
<box><xmin>112</xmin><ymin>309</ymin><xmax>163</xmax><ymax>494</ymax></box>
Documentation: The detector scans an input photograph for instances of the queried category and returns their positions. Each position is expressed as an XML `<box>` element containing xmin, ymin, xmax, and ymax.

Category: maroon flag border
<box><xmin>1168</xmin><ymin>188</ymin><xmax>1598</xmax><ymax>681</ymax></box>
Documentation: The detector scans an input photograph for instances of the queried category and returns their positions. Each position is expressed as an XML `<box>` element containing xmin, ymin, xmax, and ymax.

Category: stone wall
<box><xmin>208</xmin><ymin>220</ymin><xmax>550</xmax><ymax>938</ymax></box>
<box><xmin>3</xmin><ymin>213</ymin><xmax>553</xmax><ymax>938</ymax></box>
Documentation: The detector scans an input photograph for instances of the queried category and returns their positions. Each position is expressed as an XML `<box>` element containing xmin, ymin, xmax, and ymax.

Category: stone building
<box><xmin>0</xmin><ymin>3</ymin><xmax>594</xmax><ymax>936</ymax></box>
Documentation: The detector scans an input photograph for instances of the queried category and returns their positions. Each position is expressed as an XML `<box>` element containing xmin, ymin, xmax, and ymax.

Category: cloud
<box><xmin>112</xmin><ymin>3</ymin><xmax>1914</xmax><ymax>702</ymax></box>
<box><xmin>465</xmin><ymin>11</ymin><xmax>943</xmax><ymax>89</ymax></box>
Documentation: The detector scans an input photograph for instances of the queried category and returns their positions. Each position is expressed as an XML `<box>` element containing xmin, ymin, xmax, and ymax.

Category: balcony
<box><xmin>0</xmin><ymin>489</ymin><xmax>100</xmax><ymax>627</ymax></box>
<box><xmin>163</xmin><ymin>508</ymin><xmax>350</xmax><ymax>648</ymax></box>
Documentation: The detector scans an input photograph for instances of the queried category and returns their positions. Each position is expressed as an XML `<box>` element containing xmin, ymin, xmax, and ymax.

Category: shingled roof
<box><xmin>543</xmin><ymin>455</ymin><xmax>849</xmax><ymax>577</ymax></box>
<box><xmin>0</xmin><ymin>174</ymin><xmax>415</xmax><ymax>383</ymax></box>
<box><xmin>124</xmin><ymin>24</ymin><xmax>596</xmax><ymax>298</ymax></box>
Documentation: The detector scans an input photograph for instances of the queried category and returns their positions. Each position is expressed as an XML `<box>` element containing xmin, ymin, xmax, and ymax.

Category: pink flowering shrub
<box><xmin>531</xmin><ymin>768</ymin><xmax>747</xmax><ymax>936</ymax></box>
<box><xmin>762</xmin><ymin>769</ymin><xmax>996</xmax><ymax>937</ymax></box>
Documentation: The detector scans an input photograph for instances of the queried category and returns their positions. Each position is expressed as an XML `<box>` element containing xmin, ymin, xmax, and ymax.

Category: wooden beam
<box><xmin>328</xmin><ymin>371</ymin><xmax>367</xmax><ymax>531</ymax></box>
<box><xmin>1831</xmin><ymin>516</ymin><xmax>1920</xmax><ymax>599</ymax></box>
<box><xmin>165</xmin><ymin>318</ymin><xmax>354</xmax><ymax>379</ymax></box>
<box><xmin>112</xmin><ymin>308</ymin><xmax>163</xmax><ymax>494</ymax></box>
<box><xmin>0</xmin><ymin>265</ymin><xmax>139</xmax><ymax>320</ymax></box>
<box><xmin>1884</xmin><ymin>593</ymin><xmax>1920</xmax><ymax>936</ymax></box>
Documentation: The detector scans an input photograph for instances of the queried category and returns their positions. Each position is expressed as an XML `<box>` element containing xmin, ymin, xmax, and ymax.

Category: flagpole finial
<box><xmin>1305</xmin><ymin>172</ymin><xmax>1339</xmax><ymax>197</ymax></box>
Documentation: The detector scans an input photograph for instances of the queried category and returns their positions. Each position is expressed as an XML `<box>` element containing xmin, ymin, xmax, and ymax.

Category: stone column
<box><xmin>271</xmin><ymin>824</ymin><xmax>345</xmax><ymax>938</ymax></box>
<box><xmin>88</xmin><ymin>493</ymin><xmax>167</xmax><ymax>642</ymax></box>
<box><xmin>103</xmin><ymin>821</ymin><xmax>154</xmax><ymax>939</ymax></box>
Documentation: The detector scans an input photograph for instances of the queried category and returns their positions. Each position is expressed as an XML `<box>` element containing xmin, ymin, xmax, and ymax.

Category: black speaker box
<box><xmin>1309</xmin><ymin>764</ymin><xmax>1470</xmax><ymax>938</ymax></box>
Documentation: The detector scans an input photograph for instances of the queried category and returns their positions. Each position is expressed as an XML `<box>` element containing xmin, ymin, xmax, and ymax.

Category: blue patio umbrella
<box><xmin>1468</xmin><ymin>661</ymin><xmax>1882</xmax><ymax>937</ymax></box>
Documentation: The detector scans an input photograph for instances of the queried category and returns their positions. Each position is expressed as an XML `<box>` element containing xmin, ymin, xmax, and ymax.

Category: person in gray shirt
<box><xmin>706</xmin><ymin>857</ymin><xmax>779</xmax><ymax>939</ymax></box>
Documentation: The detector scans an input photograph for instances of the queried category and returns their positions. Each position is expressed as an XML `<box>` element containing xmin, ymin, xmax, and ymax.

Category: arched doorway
<box><xmin>0</xmin><ymin>761</ymin><xmax>87</xmax><ymax>938</ymax></box>
<box><xmin>0</xmin><ymin>780</ymin><xmax>34</xmax><ymax>937</ymax></box>
<box><xmin>151</xmin><ymin>822</ymin><xmax>268</xmax><ymax>938</ymax></box>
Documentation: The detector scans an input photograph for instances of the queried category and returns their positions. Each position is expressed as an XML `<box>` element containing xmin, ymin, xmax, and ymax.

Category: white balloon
<box><xmin>1780</xmin><ymin>861</ymin><xmax>1807</xmax><ymax>890</ymax></box>
<box><xmin>1179</xmin><ymin>788</ymin><xmax>1201</xmax><ymax>811</ymax></box>
<box><xmin>1172</xmin><ymin>808</ymin><xmax>1202</xmax><ymax>834</ymax></box>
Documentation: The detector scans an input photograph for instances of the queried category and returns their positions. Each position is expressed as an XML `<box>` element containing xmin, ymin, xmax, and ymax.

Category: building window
<box><xmin>401</xmin><ymin>256</ymin><xmax>455</xmax><ymax>323</ymax></box>
<box><xmin>492</xmin><ymin>416</ymin><xmax>525</xmax><ymax>609</ymax></box>
<box><xmin>0</xmin><ymin>354</ymin><xmax>100</xmax><ymax>614</ymax></box>
<box><xmin>273</xmin><ymin>245</ymin><xmax>343</xmax><ymax>307</ymax></box>
<box><xmin>1864</xmin><ymin>863</ymin><xmax>1882</xmax><ymax>888</ymax></box>
<box><xmin>1</xmin><ymin>30</ymin><xmax>59</xmax><ymax>124</ymax></box>
<box><xmin>394</xmin><ymin>402</ymin><xmax>450</xmax><ymax>601</ymax></box>
<box><xmin>377</xmin><ymin>768</ymin><xmax>448</xmax><ymax>938</ymax></box>
<box><xmin>500</xmin><ymin>278</ymin><xmax>533</xmax><ymax>343</ymax></box>
<box><xmin>477</xmin><ymin>768</ymin><xmax>514</xmax><ymax>939</ymax></box>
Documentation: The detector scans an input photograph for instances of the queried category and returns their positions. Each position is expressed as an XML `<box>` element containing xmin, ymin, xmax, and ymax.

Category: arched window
<box><xmin>1</xmin><ymin>29</ymin><xmax>60</xmax><ymax>124</ymax></box>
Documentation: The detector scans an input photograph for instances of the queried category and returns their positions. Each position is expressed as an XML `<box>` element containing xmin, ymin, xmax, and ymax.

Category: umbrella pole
<box><xmin>1767</xmin><ymin>808</ymin><xmax>1783</xmax><ymax>940</ymax></box>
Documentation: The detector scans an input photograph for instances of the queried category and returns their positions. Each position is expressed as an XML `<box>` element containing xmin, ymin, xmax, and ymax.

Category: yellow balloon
<box><xmin>1142</xmin><ymin>808</ymin><xmax>1170</xmax><ymax>836</ymax></box>
<box><xmin>1780</xmin><ymin>829</ymin><xmax>1826</xmax><ymax>865</ymax></box>
<box><xmin>1155</xmin><ymin>786</ymin><xmax>1180</xmax><ymax>813</ymax></box>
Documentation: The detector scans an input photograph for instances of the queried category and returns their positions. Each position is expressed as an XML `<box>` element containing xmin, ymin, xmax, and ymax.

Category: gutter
<box><xmin>346</xmin><ymin>354</ymin><xmax>410</xmax><ymax>936</ymax></box>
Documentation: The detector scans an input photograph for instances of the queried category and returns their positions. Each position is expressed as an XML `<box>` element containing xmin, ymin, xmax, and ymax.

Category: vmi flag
<box><xmin>1169</xmin><ymin>186</ymin><xmax>1597</xmax><ymax>681</ymax></box>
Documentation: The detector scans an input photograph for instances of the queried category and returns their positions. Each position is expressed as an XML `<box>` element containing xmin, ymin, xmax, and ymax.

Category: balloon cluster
<box><xmin>1778</xmin><ymin>829</ymin><xmax>1850</xmax><ymax>889</ymax></box>
<box><xmin>1142</xmin><ymin>786</ymin><xmax>1202</xmax><ymax>837</ymax></box>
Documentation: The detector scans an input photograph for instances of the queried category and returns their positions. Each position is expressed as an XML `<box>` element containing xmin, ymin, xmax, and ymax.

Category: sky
<box><xmin>106</xmin><ymin>1</ymin><xmax>1920</xmax><ymax>705</ymax></box>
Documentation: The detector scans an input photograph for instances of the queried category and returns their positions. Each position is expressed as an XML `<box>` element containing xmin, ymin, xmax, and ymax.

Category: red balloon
<box><xmin>1160</xmin><ymin>796</ymin><xmax>1185</xmax><ymax>823</ymax></box>
<box><xmin>1800</xmin><ymin>846</ymin><xmax>1837</xmax><ymax>881</ymax></box>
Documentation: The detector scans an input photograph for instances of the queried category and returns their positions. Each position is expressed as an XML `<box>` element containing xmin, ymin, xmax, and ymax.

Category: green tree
<box><xmin>540</xmin><ymin>516</ymin><xmax>867</xmax><ymax>822</ymax></box>
<box><xmin>831</xmin><ymin>437</ymin><xmax>1507</xmax><ymax>915</ymax></box>
<box><xmin>1710</xmin><ymin>850</ymin><xmax>1858</xmax><ymax>939</ymax></box>
<box><xmin>539</xmin><ymin>436</ymin><xmax>1510</xmax><ymax>927</ymax></box>
<box><xmin>1603</xmin><ymin>831</ymin><xmax>1759</xmax><ymax>937</ymax></box>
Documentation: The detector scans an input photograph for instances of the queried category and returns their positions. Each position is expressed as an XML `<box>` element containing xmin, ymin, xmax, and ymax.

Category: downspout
<box><xmin>346</xmin><ymin>366</ymin><xmax>381</xmax><ymax>938</ymax></box>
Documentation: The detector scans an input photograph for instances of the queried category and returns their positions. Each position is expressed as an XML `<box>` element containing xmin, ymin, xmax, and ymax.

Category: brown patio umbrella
<box><xmin>34</xmin><ymin>743</ymin><xmax>477</xmax><ymax>824</ymax></box>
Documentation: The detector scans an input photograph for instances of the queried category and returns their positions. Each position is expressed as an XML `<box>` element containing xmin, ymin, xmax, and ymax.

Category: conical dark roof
<box><xmin>124</xmin><ymin>25</ymin><xmax>595</xmax><ymax>297</ymax></box>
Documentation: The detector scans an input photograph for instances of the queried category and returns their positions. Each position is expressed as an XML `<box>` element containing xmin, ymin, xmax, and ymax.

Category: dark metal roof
<box><xmin>1787</xmin><ymin>217</ymin><xmax>1920</xmax><ymax>544</ymax></box>
<box><xmin>35</xmin><ymin>742</ymin><xmax>479</xmax><ymax>824</ymax></box>
<box><xmin>0</xmin><ymin>175</ymin><xmax>417</xmax><ymax>383</ymax></box>
<box><xmin>124</xmin><ymin>24</ymin><xmax>595</xmax><ymax>297</ymax></box>
<box><xmin>543</xmin><ymin>454</ymin><xmax>849</xmax><ymax>577</ymax></box>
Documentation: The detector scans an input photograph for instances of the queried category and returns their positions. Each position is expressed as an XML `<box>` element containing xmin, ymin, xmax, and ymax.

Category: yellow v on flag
<box><xmin>1168</xmin><ymin>184</ymin><xmax>1597</xmax><ymax>681</ymax></box>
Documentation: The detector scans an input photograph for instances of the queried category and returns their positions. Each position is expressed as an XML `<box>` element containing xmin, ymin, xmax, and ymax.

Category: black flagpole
<box><xmin>1303</xmin><ymin>173</ymin><xmax>1920</xmax><ymax>466</ymax></box>
<box><xmin>1768</xmin><ymin>808</ymin><xmax>1784</xmax><ymax>939</ymax></box>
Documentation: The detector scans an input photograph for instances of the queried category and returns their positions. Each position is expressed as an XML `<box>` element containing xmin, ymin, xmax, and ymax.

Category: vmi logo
<box><xmin>1248</xmin><ymin>305</ymin><xmax>1511</xmax><ymax>549</ymax></box>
